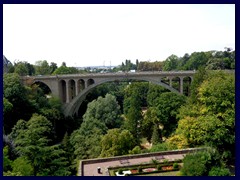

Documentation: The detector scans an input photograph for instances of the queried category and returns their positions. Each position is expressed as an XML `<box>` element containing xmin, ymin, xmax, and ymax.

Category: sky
<box><xmin>3</xmin><ymin>4</ymin><xmax>235</xmax><ymax>67</ymax></box>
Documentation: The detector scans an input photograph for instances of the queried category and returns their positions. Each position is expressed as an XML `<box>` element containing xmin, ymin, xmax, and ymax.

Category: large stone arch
<box><xmin>63</xmin><ymin>76</ymin><xmax>181</xmax><ymax>117</ymax></box>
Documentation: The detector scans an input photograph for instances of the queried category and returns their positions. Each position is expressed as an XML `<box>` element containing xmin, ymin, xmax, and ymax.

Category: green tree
<box><xmin>14</xmin><ymin>114</ymin><xmax>53</xmax><ymax>175</ymax></box>
<box><xmin>9</xmin><ymin>119</ymin><xmax>27</xmax><ymax>141</ymax></box>
<box><xmin>151</xmin><ymin>124</ymin><xmax>162</xmax><ymax>145</ymax></box>
<box><xmin>178</xmin><ymin>53</ymin><xmax>190</xmax><ymax>70</ymax></box>
<box><xmin>13</xmin><ymin>114</ymin><xmax>70</xmax><ymax>176</ymax></box>
<box><xmin>141</xmin><ymin>107</ymin><xmax>160</xmax><ymax>142</ymax></box>
<box><xmin>52</xmin><ymin>65</ymin><xmax>79</xmax><ymax>75</ymax></box>
<box><xmin>3</xmin><ymin>73</ymin><xmax>34</xmax><ymax>133</ymax></box>
<box><xmin>163</xmin><ymin>54</ymin><xmax>179</xmax><ymax>71</ymax></box>
<box><xmin>70</xmin><ymin>118</ymin><xmax>107</xmax><ymax>160</ymax></box>
<box><xmin>100</xmin><ymin>129</ymin><xmax>135</xmax><ymax>157</ymax></box>
<box><xmin>129</xmin><ymin>146</ymin><xmax>142</xmax><ymax>155</ymax></box>
<box><xmin>124</xmin><ymin>91</ymin><xmax>143</xmax><ymax>145</ymax></box>
<box><xmin>35</xmin><ymin>60</ymin><xmax>51</xmax><ymax>75</ymax></box>
<box><xmin>150</xmin><ymin>142</ymin><xmax>169</xmax><ymax>152</ymax></box>
<box><xmin>37</xmin><ymin>145</ymin><xmax>71</xmax><ymax>176</ymax></box>
<box><xmin>14</xmin><ymin>62</ymin><xmax>28</xmax><ymax>76</ymax></box>
<box><xmin>3</xmin><ymin>98</ymin><xmax>13</xmax><ymax>116</ymax></box>
<box><xmin>13</xmin><ymin>61</ymin><xmax>35</xmax><ymax>76</ymax></box>
<box><xmin>208</xmin><ymin>167</ymin><xmax>231</xmax><ymax>176</ymax></box>
<box><xmin>180</xmin><ymin>148</ymin><xmax>223</xmax><ymax>176</ymax></box>
<box><xmin>184</xmin><ymin>52</ymin><xmax>207</xmax><ymax>70</ymax></box>
<box><xmin>147</xmin><ymin>83</ymin><xmax>169</xmax><ymax>107</ymax></box>
<box><xmin>198</xmin><ymin>71</ymin><xmax>235</xmax><ymax>114</ymax></box>
<box><xmin>123</xmin><ymin>82</ymin><xmax>149</xmax><ymax>114</ymax></box>
<box><xmin>176</xmin><ymin>71</ymin><xmax>235</xmax><ymax>161</ymax></box>
<box><xmin>3</xmin><ymin>146</ymin><xmax>13</xmax><ymax>172</ymax></box>
<box><xmin>189</xmin><ymin>67</ymin><xmax>208</xmax><ymax>103</ymax></box>
<box><xmin>50</xmin><ymin>62</ymin><xmax>58</xmax><ymax>74</ymax></box>
<box><xmin>83</xmin><ymin>94</ymin><xmax>122</xmax><ymax>129</ymax></box>
<box><xmin>25</xmin><ymin>62</ymin><xmax>35</xmax><ymax>75</ymax></box>
<box><xmin>11</xmin><ymin>156</ymin><xmax>34</xmax><ymax>176</ymax></box>
<box><xmin>206</xmin><ymin>57</ymin><xmax>226</xmax><ymax>70</ymax></box>
<box><xmin>155</xmin><ymin>92</ymin><xmax>186</xmax><ymax>137</ymax></box>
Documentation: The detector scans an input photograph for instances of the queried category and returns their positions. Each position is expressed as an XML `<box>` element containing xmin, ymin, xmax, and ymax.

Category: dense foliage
<box><xmin>3</xmin><ymin>49</ymin><xmax>235</xmax><ymax>176</ymax></box>
<box><xmin>180</xmin><ymin>148</ymin><xmax>230</xmax><ymax>176</ymax></box>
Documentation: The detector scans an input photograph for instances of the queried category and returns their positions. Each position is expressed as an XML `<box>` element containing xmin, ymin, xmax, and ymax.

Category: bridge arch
<box><xmin>21</xmin><ymin>71</ymin><xmax>197</xmax><ymax>117</ymax></box>
<box><xmin>63</xmin><ymin>76</ymin><xmax>182</xmax><ymax>117</ymax></box>
<box><xmin>77</xmin><ymin>79</ymin><xmax>85</xmax><ymax>93</ymax></box>
<box><xmin>59</xmin><ymin>80</ymin><xmax>67</xmax><ymax>103</ymax></box>
<box><xmin>183</xmin><ymin>76</ymin><xmax>192</xmax><ymax>96</ymax></box>
<box><xmin>33</xmin><ymin>81</ymin><xmax>52</xmax><ymax>95</ymax></box>
<box><xmin>87</xmin><ymin>79</ymin><xmax>95</xmax><ymax>87</ymax></box>
<box><xmin>68</xmin><ymin>79</ymin><xmax>76</xmax><ymax>101</ymax></box>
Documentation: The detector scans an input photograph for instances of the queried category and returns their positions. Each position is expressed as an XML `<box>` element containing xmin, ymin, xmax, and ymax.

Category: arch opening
<box><xmin>183</xmin><ymin>77</ymin><xmax>192</xmax><ymax>96</ymax></box>
<box><xmin>172</xmin><ymin>77</ymin><xmax>181</xmax><ymax>91</ymax></box>
<box><xmin>161</xmin><ymin>77</ymin><xmax>170</xmax><ymax>85</ymax></box>
<box><xmin>87</xmin><ymin>79</ymin><xmax>95</xmax><ymax>87</ymax></box>
<box><xmin>68</xmin><ymin>79</ymin><xmax>76</xmax><ymax>100</ymax></box>
<box><xmin>59</xmin><ymin>80</ymin><xmax>66</xmax><ymax>103</ymax></box>
<box><xmin>33</xmin><ymin>81</ymin><xmax>52</xmax><ymax>95</ymax></box>
<box><xmin>77</xmin><ymin>79</ymin><xmax>85</xmax><ymax>94</ymax></box>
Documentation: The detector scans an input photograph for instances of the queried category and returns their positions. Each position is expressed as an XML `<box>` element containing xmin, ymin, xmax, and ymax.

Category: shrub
<box><xmin>163</xmin><ymin>159</ymin><xmax>169</xmax><ymax>164</ymax></box>
<box><xmin>157</xmin><ymin>165</ymin><xmax>162</xmax><ymax>171</ymax></box>
<box><xmin>180</xmin><ymin>152</ymin><xmax>207</xmax><ymax>176</ymax></box>
<box><xmin>138</xmin><ymin>166</ymin><xmax>143</xmax><ymax>173</ymax></box>
<box><xmin>118</xmin><ymin>168</ymin><xmax>124</xmax><ymax>174</ymax></box>
<box><xmin>208</xmin><ymin>167</ymin><xmax>231</xmax><ymax>176</ymax></box>
<box><xmin>173</xmin><ymin>163</ymin><xmax>179</xmax><ymax>170</ymax></box>
<box><xmin>180</xmin><ymin>148</ymin><xmax>222</xmax><ymax>176</ymax></box>
<box><xmin>163</xmin><ymin>159</ymin><xmax>168</xmax><ymax>163</ymax></box>
<box><xmin>151</xmin><ymin>158</ymin><xmax>159</xmax><ymax>165</ymax></box>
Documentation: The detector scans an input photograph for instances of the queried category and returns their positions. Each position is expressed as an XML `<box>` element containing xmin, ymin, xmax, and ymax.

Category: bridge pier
<box><xmin>75</xmin><ymin>80</ymin><xmax>79</xmax><ymax>97</ymax></box>
<box><xmin>180</xmin><ymin>77</ymin><xmax>183</xmax><ymax>94</ymax></box>
<box><xmin>66</xmin><ymin>80</ymin><xmax>70</xmax><ymax>103</ymax></box>
<box><xmin>169</xmin><ymin>77</ymin><xmax>173</xmax><ymax>88</ymax></box>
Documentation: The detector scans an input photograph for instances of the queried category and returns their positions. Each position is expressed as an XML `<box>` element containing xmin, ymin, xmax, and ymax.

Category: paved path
<box><xmin>82</xmin><ymin>153</ymin><xmax>185</xmax><ymax>176</ymax></box>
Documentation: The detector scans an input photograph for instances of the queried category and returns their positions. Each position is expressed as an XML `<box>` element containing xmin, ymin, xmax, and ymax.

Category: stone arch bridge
<box><xmin>21</xmin><ymin>71</ymin><xmax>196</xmax><ymax>117</ymax></box>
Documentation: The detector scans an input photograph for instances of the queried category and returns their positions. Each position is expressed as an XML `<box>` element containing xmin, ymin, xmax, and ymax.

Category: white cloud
<box><xmin>3</xmin><ymin>4</ymin><xmax>235</xmax><ymax>67</ymax></box>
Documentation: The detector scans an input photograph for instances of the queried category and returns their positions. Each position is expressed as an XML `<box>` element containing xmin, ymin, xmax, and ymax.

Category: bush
<box><xmin>180</xmin><ymin>148</ymin><xmax>222</xmax><ymax>176</ymax></box>
<box><xmin>138</xmin><ymin>166</ymin><xmax>143</xmax><ymax>173</ymax></box>
<box><xmin>150</xmin><ymin>143</ymin><xmax>169</xmax><ymax>152</ymax></box>
<box><xmin>163</xmin><ymin>159</ymin><xmax>169</xmax><ymax>164</ymax></box>
<box><xmin>173</xmin><ymin>163</ymin><xmax>179</xmax><ymax>170</ymax></box>
<box><xmin>181</xmin><ymin>152</ymin><xmax>208</xmax><ymax>176</ymax></box>
<box><xmin>118</xmin><ymin>168</ymin><xmax>124</xmax><ymax>174</ymax></box>
<box><xmin>208</xmin><ymin>167</ymin><xmax>231</xmax><ymax>176</ymax></box>
<box><xmin>151</xmin><ymin>158</ymin><xmax>159</xmax><ymax>165</ymax></box>
<box><xmin>157</xmin><ymin>165</ymin><xmax>162</xmax><ymax>171</ymax></box>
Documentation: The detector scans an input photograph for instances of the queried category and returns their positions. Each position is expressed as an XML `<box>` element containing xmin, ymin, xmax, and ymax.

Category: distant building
<box><xmin>3</xmin><ymin>55</ymin><xmax>13</xmax><ymax>73</ymax></box>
